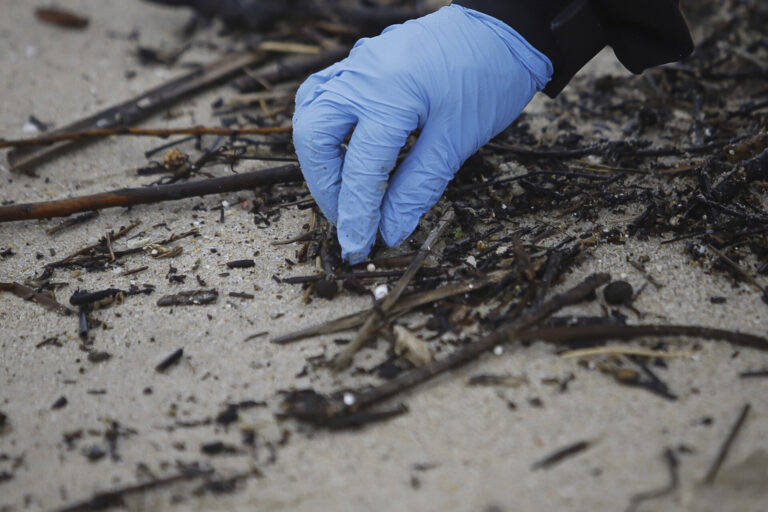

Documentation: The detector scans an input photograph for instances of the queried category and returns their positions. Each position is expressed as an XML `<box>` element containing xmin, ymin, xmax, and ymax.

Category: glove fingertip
<box><xmin>339</xmin><ymin>230</ymin><xmax>374</xmax><ymax>264</ymax></box>
<box><xmin>379</xmin><ymin>208</ymin><xmax>421</xmax><ymax>248</ymax></box>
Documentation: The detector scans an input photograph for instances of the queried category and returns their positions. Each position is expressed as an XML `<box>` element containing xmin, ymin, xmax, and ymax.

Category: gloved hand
<box><xmin>293</xmin><ymin>4</ymin><xmax>552</xmax><ymax>263</ymax></box>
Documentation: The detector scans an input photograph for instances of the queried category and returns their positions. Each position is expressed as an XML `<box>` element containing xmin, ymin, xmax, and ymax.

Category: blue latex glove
<box><xmin>293</xmin><ymin>4</ymin><xmax>552</xmax><ymax>263</ymax></box>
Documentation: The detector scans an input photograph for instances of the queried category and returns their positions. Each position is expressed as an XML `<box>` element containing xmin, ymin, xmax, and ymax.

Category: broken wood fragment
<box><xmin>0</xmin><ymin>282</ymin><xmax>72</xmax><ymax>315</ymax></box>
<box><xmin>531</xmin><ymin>439</ymin><xmax>595</xmax><ymax>470</ymax></box>
<box><xmin>35</xmin><ymin>7</ymin><xmax>89</xmax><ymax>29</ymax></box>
<box><xmin>157</xmin><ymin>290</ymin><xmax>218</xmax><ymax>307</ymax></box>
<box><xmin>156</xmin><ymin>348</ymin><xmax>184</xmax><ymax>372</ymax></box>
<box><xmin>54</xmin><ymin>469</ymin><xmax>212</xmax><ymax>512</ymax></box>
<box><xmin>703</xmin><ymin>404</ymin><xmax>751</xmax><ymax>485</ymax></box>
<box><xmin>393</xmin><ymin>325</ymin><xmax>433</xmax><ymax>367</ymax></box>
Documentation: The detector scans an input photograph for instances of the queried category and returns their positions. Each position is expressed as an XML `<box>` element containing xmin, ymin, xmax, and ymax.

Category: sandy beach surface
<box><xmin>1</xmin><ymin>1</ymin><xmax>767</xmax><ymax>511</ymax></box>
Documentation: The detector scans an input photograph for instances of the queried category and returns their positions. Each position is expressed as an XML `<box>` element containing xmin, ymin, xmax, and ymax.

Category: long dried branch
<box><xmin>0</xmin><ymin>125</ymin><xmax>291</xmax><ymax>149</ymax></box>
<box><xmin>0</xmin><ymin>164</ymin><xmax>300</xmax><ymax>222</ymax></box>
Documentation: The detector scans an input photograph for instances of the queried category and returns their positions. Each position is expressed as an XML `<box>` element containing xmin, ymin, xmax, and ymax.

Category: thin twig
<box><xmin>0</xmin><ymin>164</ymin><xmax>300</xmax><ymax>222</ymax></box>
<box><xmin>702</xmin><ymin>404</ymin><xmax>751</xmax><ymax>485</ymax></box>
<box><xmin>0</xmin><ymin>125</ymin><xmax>291</xmax><ymax>149</ymax></box>
<box><xmin>523</xmin><ymin>324</ymin><xmax>768</xmax><ymax>352</ymax></box>
<box><xmin>626</xmin><ymin>449</ymin><xmax>679</xmax><ymax>512</ymax></box>
<box><xmin>50</xmin><ymin>221</ymin><xmax>140</xmax><ymax>267</ymax></box>
<box><xmin>706</xmin><ymin>244</ymin><xmax>765</xmax><ymax>293</ymax></box>
<box><xmin>531</xmin><ymin>439</ymin><xmax>596</xmax><ymax>470</ymax></box>
<box><xmin>560</xmin><ymin>346</ymin><xmax>694</xmax><ymax>359</ymax></box>
<box><xmin>105</xmin><ymin>231</ymin><xmax>115</xmax><ymax>262</ymax></box>
<box><xmin>54</xmin><ymin>469</ymin><xmax>213</xmax><ymax>512</ymax></box>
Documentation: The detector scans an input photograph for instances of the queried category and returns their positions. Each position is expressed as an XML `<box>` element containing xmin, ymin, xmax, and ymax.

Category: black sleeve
<box><xmin>452</xmin><ymin>0</ymin><xmax>694</xmax><ymax>97</ymax></box>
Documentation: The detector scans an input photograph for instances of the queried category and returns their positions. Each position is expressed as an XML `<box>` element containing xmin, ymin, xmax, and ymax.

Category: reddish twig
<box><xmin>0</xmin><ymin>125</ymin><xmax>291</xmax><ymax>149</ymax></box>
<box><xmin>0</xmin><ymin>164</ymin><xmax>300</xmax><ymax>222</ymax></box>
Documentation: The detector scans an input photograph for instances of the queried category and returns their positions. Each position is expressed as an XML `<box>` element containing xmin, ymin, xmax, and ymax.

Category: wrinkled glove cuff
<box><xmin>454</xmin><ymin>0</ymin><xmax>606</xmax><ymax>97</ymax></box>
<box><xmin>457</xmin><ymin>5</ymin><xmax>554</xmax><ymax>92</ymax></box>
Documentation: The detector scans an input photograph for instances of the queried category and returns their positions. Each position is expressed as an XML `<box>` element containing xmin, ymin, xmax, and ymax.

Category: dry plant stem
<box><xmin>702</xmin><ymin>403</ymin><xmax>751</xmax><ymax>485</ymax></box>
<box><xmin>272</xmin><ymin>269</ymin><xmax>514</xmax><ymax>344</ymax></box>
<box><xmin>626</xmin><ymin>449</ymin><xmax>679</xmax><ymax>512</ymax></box>
<box><xmin>52</xmin><ymin>222</ymin><xmax>139</xmax><ymax>267</ymax></box>
<box><xmin>328</xmin><ymin>273</ymin><xmax>611</xmax><ymax>416</ymax></box>
<box><xmin>524</xmin><ymin>325</ymin><xmax>768</xmax><ymax>351</ymax></box>
<box><xmin>560</xmin><ymin>346</ymin><xmax>694</xmax><ymax>359</ymax></box>
<box><xmin>55</xmin><ymin>469</ymin><xmax>214</xmax><ymax>512</ymax></box>
<box><xmin>0</xmin><ymin>125</ymin><xmax>291</xmax><ymax>149</ymax></box>
<box><xmin>7</xmin><ymin>51</ymin><xmax>267</xmax><ymax>173</ymax></box>
<box><xmin>706</xmin><ymin>244</ymin><xmax>765</xmax><ymax>293</ymax></box>
<box><xmin>332</xmin><ymin>209</ymin><xmax>456</xmax><ymax>370</ymax></box>
<box><xmin>531</xmin><ymin>440</ymin><xmax>595</xmax><ymax>470</ymax></box>
<box><xmin>0</xmin><ymin>164</ymin><xmax>300</xmax><ymax>222</ymax></box>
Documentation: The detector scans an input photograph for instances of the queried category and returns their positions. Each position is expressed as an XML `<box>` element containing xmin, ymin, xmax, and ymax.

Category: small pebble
<box><xmin>51</xmin><ymin>396</ymin><xmax>68</xmax><ymax>409</ymax></box>
<box><xmin>87</xmin><ymin>351</ymin><xmax>112</xmax><ymax>363</ymax></box>
<box><xmin>315</xmin><ymin>278</ymin><xmax>338</xmax><ymax>299</ymax></box>
<box><xmin>603</xmin><ymin>281</ymin><xmax>633</xmax><ymax>305</ymax></box>
<box><xmin>366</xmin><ymin>263</ymin><xmax>376</xmax><ymax>272</ymax></box>
<box><xmin>82</xmin><ymin>445</ymin><xmax>105</xmax><ymax>461</ymax></box>
<box><xmin>343</xmin><ymin>392</ymin><xmax>356</xmax><ymax>406</ymax></box>
<box><xmin>374</xmin><ymin>284</ymin><xmax>389</xmax><ymax>300</ymax></box>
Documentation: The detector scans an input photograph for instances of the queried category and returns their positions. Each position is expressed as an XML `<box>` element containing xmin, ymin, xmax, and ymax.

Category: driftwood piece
<box><xmin>0</xmin><ymin>282</ymin><xmax>72</xmax><ymax>315</ymax></box>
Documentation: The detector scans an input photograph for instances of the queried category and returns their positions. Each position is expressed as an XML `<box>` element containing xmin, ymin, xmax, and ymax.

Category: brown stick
<box><xmin>522</xmin><ymin>324</ymin><xmax>768</xmax><ymax>352</ymax></box>
<box><xmin>0</xmin><ymin>125</ymin><xmax>291</xmax><ymax>149</ymax></box>
<box><xmin>332</xmin><ymin>209</ymin><xmax>455</xmax><ymax>370</ymax></box>
<box><xmin>702</xmin><ymin>404</ymin><xmax>752</xmax><ymax>485</ymax></box>
<box><xmin>0</xmin><ymin>282</ymin><xmax>72</xmax><ymax>315</ymax></box>
<box><xmin>55</xmin><ymin>469</ymin><xmax>214</xmax><ymax>512</ymax></box>
<box><xmin>7</xmin><ymin>51</ymin><xmax>267</xmax><ymax>173</ymax></box>
<box><xmin>0</xmin><ymin>164</ymin><xmax>300</xmax><ymax>222</ymax></box>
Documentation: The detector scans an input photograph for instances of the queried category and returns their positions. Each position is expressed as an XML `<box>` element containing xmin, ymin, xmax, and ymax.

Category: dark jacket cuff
<box><xmin>453</xmin><ymin>0</ymin><xmax>607</xmax><ymax>97</ymax></box>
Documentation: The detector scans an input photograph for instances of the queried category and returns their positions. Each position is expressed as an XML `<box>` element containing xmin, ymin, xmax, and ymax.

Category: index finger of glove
<box><xmin>295</xmin><ymin>59</ymin><xmax>349</xmax><ymax>110</ymax></box>
<box><xmin>336</xmin><ymin>118</ymin><xmax>414</xmax><ymax>263</ymax></box>
<box><xmin>292</xmin><ymin>92</ymin><xmax>357</xmax><ymax>225</ymax></box>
